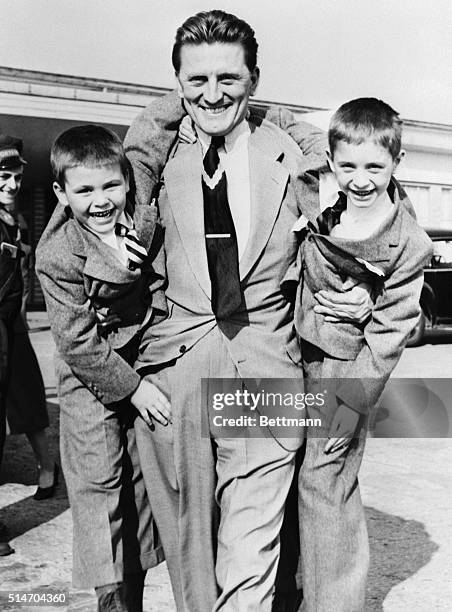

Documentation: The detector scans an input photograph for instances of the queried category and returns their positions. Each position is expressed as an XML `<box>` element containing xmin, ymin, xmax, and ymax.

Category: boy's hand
<box><xmin>178</xmin><ymin>116</ymin><xmax>197</xmax><ymax>144</ymax></box>
<box><xmin>314</xmin><ymin>280</ymin><xmax>372</xmax><ymax>323</ymax></box>
<box><xmin>324</xmin><ymin>404</ymin><xmax>361</xmax><ymax>453</ymax></box>
<box><xmin>130</xmin><ymin>380</ymin><xmax>172</xmax><ymax>428</ymax></box>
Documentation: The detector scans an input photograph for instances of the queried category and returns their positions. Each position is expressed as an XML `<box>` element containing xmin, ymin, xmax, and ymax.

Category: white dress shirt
<box><xmin>198</xmin><ymin>121</ymin><xmax>251</xmax><ymax>260</ymax></box>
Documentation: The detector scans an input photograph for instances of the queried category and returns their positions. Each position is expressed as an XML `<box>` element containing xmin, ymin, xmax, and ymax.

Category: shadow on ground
<box><xmin>0</xmin><ymin>396</ymin><xmax>439</xmax><ymax>608</ymax></box>
<box><xmin>0</xmin><ymin>400</ymin><xmax>69</xmax><ymax>539</ymax></box>
<box><xmin>365</xmin><ymin>505</ymin><xmax>438</xmax><ymax>611</ymax></box>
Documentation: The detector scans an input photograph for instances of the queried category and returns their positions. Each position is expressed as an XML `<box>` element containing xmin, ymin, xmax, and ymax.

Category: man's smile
<box><xmin>199</xmin><ymin>104</ymin><xmax>231</xmax><ymax>115</ymax></box>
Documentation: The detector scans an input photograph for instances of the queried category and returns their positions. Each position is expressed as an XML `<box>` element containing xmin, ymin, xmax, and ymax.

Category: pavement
<box><xmin>1</xmin><ymin>312</ymin><xmax>451</xmax><ymax>611</ymax></box>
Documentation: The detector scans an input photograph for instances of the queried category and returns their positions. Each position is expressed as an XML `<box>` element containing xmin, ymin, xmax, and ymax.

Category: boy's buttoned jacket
<box><xmin>36</xmin><ymin>202</ymin><xmax>165</xmax><ymax>405</ymax></box>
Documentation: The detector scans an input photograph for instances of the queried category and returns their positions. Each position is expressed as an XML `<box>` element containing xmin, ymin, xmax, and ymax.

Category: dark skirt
<box><xmin>5</xmin><ymin>315</ymin><xmax>49</xmax><ymax>435</ymax></box>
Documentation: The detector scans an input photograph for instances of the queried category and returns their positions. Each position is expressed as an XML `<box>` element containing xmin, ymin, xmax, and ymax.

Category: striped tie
<box><xmin>115</xmin><ymin>224</ymin><xmax>148</xmax><ymax>270</ymax></box>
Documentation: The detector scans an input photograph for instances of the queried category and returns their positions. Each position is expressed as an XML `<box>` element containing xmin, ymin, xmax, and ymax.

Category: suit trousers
<box><xmin>295</xmin><ymin>341</ymin><xmax>369</xmax><ymax>612</ymax></box>
<box><xmin>56</xmin><ymin>358</ymin><xmax>163</xmax><ymax>588</ymax></box>
<box><xmin>135</xmin><ymin>328</ymin><xmax>296</xmax><ymax>612</ymax></box>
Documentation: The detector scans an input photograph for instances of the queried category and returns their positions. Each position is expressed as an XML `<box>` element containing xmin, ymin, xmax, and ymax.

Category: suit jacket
<box><xmin>36</xmin><ymin>202</ymin><xmax>165</xmax><ymax>405</ymax></box>
<box><xmin>124</xmin><ymin>90</ymin><xmax>328</xmax><ymax>209</ymax></box>
<box><xmin>128</xmin><ymin>116</ymin><xmax>310</xmax><ymax>386</ymax></box>
<box><xmin>292</xmin><ymin>173</ymin><xmax>433</xmax><ymax>414</ymax></box>
<box><xmin>123</xmin><ymin>90</ymin><xmax>328</xmax><ymax>371</ymax></box>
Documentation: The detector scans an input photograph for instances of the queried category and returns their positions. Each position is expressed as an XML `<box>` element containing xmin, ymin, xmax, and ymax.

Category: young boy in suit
<box><xmin>36</xmin><ymin>125</ymin><xmax>171</xmax><ymax>612</ymax></box>
<box><xmin>288</xmin><ymin>98</ymin><xmax>433</xmax><ymax>611</ymax></box>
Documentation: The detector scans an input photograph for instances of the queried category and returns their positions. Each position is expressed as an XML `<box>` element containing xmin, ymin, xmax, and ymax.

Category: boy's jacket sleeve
<box><xmin>336</xmin><ymin>230</ymin><xmax>433</xmax><ymax>415</ymax></box>
<box><xmin>36</xmin><ymin>240</ymin><xmax>141</xmax><ymax>405</ymax></box>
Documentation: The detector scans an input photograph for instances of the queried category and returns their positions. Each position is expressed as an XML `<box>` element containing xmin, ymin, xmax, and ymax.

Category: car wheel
<box><xmin>407</xmin><ymin>309</ymin><xmax>426</xmax><ymax>347</ymax></box>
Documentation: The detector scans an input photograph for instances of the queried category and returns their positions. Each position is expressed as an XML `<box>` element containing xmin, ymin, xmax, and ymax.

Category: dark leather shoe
<box><xmin>33</xmin><ymin>463</ymin><xmax>59</xmax><ymax>500</ymax></box>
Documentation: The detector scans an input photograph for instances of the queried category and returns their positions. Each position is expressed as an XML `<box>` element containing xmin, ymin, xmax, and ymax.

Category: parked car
<box><xmin>407</xmin><ymin>227</ymin><xmax>452</xmax><ymax>347</ymax></box>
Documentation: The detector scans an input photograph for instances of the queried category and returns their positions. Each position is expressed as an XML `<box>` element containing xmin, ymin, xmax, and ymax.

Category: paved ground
<box><xmin>1</xmin><ymin>312</ymin><xmax>451</xmax><ymax>611</ymax></box>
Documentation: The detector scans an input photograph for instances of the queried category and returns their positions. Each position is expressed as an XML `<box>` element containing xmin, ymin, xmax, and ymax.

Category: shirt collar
<box><xmin>80</xmin><ymin>210</ymin><xmax>133</xmax><ymax>245</ymax></box>
<box><xmin>197</xmin><ymin>119</ymin><xmax>250</xmax><ymax>154</ymax></box>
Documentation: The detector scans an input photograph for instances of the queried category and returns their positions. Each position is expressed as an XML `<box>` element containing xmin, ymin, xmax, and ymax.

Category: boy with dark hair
<box><xmin>289</xmin><ymin>97</ymin><xmax>433</xmax><ymax>611</ymax></box>
<box><xmin>36</xmin><ymin>124</ymin><xmax>170</xmax><ymax>612</ymax></box>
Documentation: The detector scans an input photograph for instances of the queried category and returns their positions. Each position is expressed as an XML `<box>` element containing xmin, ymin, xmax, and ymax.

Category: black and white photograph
<box><xmin>0</xmin><ymin>1</ymin><xmax>451</xmax><ymax>610</ymax></box>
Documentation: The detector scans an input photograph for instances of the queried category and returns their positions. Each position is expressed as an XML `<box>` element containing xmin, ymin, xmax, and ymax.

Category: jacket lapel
<box><xmin>164</xmin><ymin>142</ymin><xmax>212</xmax><ymax>298</ymax></box>
<box><xmin>239</xmin><ymin>123</ymin><xmax>290</xmax><ymax>280</ymax></box>
<box><xmin>69</xmin><ymin>221</ymin><xmax>139</xmax><ymax>284</ymax></box>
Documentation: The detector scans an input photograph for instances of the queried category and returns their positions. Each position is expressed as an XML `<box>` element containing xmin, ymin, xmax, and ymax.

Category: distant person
<box><xmin>0</xmin><ymin>135</ymin><xmax>26</xmax><ymax>556</ymax></box>
<box><xmin>0</xmin><ymin>144</ymin><xmax>57</xmax><ymax>500</ymax></box>
<box><xmin>36</xmin><ymin>125</ymin><xmax>169</xmax><ymax>612</ymax></box>
<box><xmin>287</xmin><ymin>98</ymin><xmax>433</xmax><ymax>610</ymax></box>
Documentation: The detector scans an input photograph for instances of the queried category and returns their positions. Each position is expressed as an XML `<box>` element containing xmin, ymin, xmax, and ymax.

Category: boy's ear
<box><xmin>53</xmin><ymin>181</ymin><xmax>67</xmax><ymax>205</ymax></box>
<box><xmin>393</xmin><ymin>149</ymin><xmax>405</xmax><ymax>171</ymax></box>
<box><xmin>326</xmin><ymin>150</ymin><xmax>335</xmax><ymax>172</ymax></box>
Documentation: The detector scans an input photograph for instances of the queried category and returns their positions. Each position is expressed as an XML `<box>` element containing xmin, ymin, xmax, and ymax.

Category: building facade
<box><xmin>1</xmin><ymin>66</ymin><xmax>451</xmax><ymax>306</ymax></box>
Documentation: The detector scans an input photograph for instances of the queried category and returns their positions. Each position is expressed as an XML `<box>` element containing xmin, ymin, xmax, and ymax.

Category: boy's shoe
<box><xmin>0</xmin><ymin>521</ymin><xmax>14</xmax><ymax>556</ymax></box>
<box><xmin>95</xmin><ymin>583</ymin><xmax>127</xmax><ymax>612</ymax></box>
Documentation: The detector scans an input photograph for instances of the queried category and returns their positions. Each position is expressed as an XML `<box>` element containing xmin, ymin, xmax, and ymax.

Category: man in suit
<box><xmin>125</xmin><ymin>10</ymin><xmax>369</xmax><ymax>611</ymax></box>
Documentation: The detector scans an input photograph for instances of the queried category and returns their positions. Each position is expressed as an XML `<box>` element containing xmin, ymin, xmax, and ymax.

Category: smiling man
<box><xmin>125</xmin><ymin>10</ymin><xmax>369</xmax><ymax>612</ymax></box>
<box><xmin>125</xmin><ymin>11</ymin><xmax>323</xmax><ymax>611</ymax></box>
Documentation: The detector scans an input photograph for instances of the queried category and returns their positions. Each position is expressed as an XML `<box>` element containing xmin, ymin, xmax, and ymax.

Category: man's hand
<box><xmin>130</xmin><ymin>379</ymin><xmax>172</xmax><ymax>428</ymax></box>
<box><xmin>314</xmin><ymin>278</ymin><xmax>372</xmax><ymax>323</ymax></box>
<box><xmin>324</xmin><ymin>404</ymin><xmax>361</xmax><ymax>454</ymax></box>
<box><xmin>178</xmin><ymin>116</ymin><xmax>197</xmax><ymax>144</ymax></box>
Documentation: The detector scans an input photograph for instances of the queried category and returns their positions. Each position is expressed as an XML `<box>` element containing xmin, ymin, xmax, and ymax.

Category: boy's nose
<box><xmin>92</xmin><ymin>193</ymin><xmax>110</xmax><ymax>206</ymax></box>
<box><xmin>352</xmin><ymin>171</ymin><xmax>371</xmax><ymax>188</ymax></box>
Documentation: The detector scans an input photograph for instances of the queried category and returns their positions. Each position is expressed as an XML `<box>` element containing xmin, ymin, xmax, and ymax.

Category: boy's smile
<box><xmin>328</xmin><ymin>140</ymin><xmax>402</xmax><ymax>212</ymax></box>
<box><xmin>53</xmin><ymin>163</ymin><xmax>129</xmax><ymax>235</ymax></box>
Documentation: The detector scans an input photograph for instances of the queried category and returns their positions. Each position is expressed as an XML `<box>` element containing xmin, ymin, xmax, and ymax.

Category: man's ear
<box><xmin>250</xmin><ymin>66</ymin><xmax>260</xmax><ymax>96</ymax></box>
<box><xmin>175</xmin><ymin>73</ymin><xmax>184</xmax><ymax>99</ymax></box>
<box><xmin>53</xmin><ymin>181</ymin><xmax>67</xmax><ymax>205</ymax></box>
<box><xmin>326</xmin><ymin>150</ymin><xmax>335</xmax><ymax>172</ymax></box>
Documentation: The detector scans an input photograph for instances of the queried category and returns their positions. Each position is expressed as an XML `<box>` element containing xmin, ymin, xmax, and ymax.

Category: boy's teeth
<box><xmin>91</xmin><ymin>210</ymin><xmax>112</xmax><ymax>217</ymax></box>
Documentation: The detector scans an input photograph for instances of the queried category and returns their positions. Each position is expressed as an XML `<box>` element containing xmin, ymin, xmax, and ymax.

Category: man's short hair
<box><xmin>172</xmin><ymin>10</ymin><xmax>258</xmax><ymax>73</ymax></box>
<box><xmin>328</xmin><ymin>98</ymin><xmax>403</xmax><ymax>160</ymax></box>
<box><xmin>51</xmin><ymin>124</ymin><xmax>128</xmax><ymax>186</ymax></box>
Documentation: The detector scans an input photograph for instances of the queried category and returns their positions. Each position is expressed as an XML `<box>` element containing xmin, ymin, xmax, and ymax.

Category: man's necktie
<box><xmin>202</xmin><ymin>136</ymin><xmax>242</xmax><ymax>319</ymax></box>
<box><xmin>115</xmin><ymin>224</ymin><xmax>148</xmax><ymax>270</ymax></box>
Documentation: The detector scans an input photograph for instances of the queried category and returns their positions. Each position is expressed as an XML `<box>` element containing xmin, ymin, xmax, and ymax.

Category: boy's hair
<box><xmin>329</xmin><ymin>98</ymin><xmax>403</xmax><ymax>160</ymax></box>
<box><xmin>172</xmin><ymin>10</ymin><xmax>258</xmax><ymax>73</ymax></box>
<box><xmin>51</xmin><ymin>124</ymin><xmax>128</xmax><ymax>186</ymax></box>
